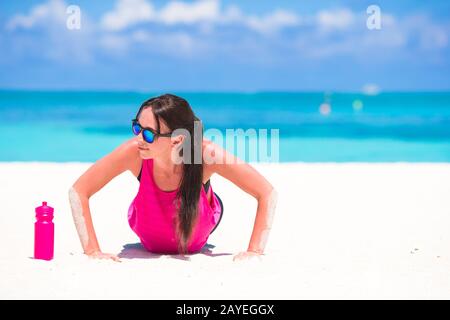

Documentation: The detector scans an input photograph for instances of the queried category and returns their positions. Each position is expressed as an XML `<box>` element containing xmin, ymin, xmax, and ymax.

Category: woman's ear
<box><xmin>171</xmin><ymin>134</ymin><xmax>186</xmax><ymax>164</ymax></box>
<box><xmin>171</xmin><ymin>134</ymin><xmax>185</xmax><ymax>149</ymax></box>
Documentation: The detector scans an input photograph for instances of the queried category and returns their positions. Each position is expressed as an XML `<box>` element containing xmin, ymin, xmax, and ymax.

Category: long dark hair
<box><xmin>136</xmin><ymin>94</ymin><xmax>203</xmax><ymax>253</ymax></box>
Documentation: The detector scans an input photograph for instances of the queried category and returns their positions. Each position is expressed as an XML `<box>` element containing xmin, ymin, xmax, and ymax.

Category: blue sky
<box><xmin>0</xmin><ymin>0</ymin><xmax>449</xmax><ymax>91</ymax></box>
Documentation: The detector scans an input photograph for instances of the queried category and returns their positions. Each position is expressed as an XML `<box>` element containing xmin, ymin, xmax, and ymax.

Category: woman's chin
<box><xmin>139</xmin><ymin>152</ymin><xmax>151</xmax><ymax>159</ymax></box>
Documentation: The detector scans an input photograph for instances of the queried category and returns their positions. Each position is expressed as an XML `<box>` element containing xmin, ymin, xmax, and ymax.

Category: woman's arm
<box><xmin>68</xmin><ymin>137</ymin><xmax>139</xmax><ymax>261</ymax></box>
<box><xmin>205</xmin><ymin>142</ymin><xmax>278</xmax><ymax>260</ymax></box>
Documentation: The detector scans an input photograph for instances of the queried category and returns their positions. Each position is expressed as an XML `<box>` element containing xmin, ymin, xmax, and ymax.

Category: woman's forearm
<box><xmin>68</xmin><ymin>186</ymin><xmax>101</xmax><ymax>255</ymax></box>
<box><xmin>247</xmin><ymin>187</ymin><xmax>278</xmax><ymax>254</ymax></box>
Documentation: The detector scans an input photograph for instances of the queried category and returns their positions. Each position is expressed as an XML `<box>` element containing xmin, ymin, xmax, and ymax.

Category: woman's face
<box><xmin>136</xmin><ymin>108</ymin><xmax>172</xmax><ymax>159</ymax></box>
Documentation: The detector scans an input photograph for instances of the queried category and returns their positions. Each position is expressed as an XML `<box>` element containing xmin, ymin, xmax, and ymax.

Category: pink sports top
<box><xmin>127</xmin><ymin>158</ymin><xmax>222</xmax><ymax>254</ymax></box>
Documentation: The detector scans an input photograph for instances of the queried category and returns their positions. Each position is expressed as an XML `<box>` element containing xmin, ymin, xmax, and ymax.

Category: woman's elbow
<box><xmin>69</xmin><ymin>184</ymin><xmax>89</xmax><ymax>201</ymax></box>
<box><xmin>267</xmin><ymin>187</ymin><xmax>278</xmax><ymax>208</ymax></box>
<box><xmin>257</xmin><ymin>184</ymin><xmax>277</xmax><ymax>202</ymax></box>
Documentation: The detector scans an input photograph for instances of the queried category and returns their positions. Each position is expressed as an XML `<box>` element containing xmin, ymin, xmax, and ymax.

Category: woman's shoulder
<box><xmin>202</xmin><ymin>138</ymin><xmax>238</xmax><ymax>166</ymax></box>
<box><xmin>123</xmin><ymin>137</ymin><xmax>142</xmax><ymax>177</ymax></box>
<box><xmin>202</xmin><ymin>138</ymin><xmax>220</xmax><ymax>180</ymax></box>
<box><xmin>201</xmin><ymin>138</ymin><xmax>237</xmax><ymax>174</ymax></box>
<box><xmin>202</xmin><ymin>138</ymin><xmax>219</xmax><ymax>165</ymax></box>
<box><xmin>123</xmin><ymin>137</ymin><xmax>141</xmax><ymax>160</ymax></box>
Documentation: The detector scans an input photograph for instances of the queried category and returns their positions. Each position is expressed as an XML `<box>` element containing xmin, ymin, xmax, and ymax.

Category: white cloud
<box><xmin>6</xmin><ymin>0</ymin><xmax>67</xmax><ymax>30</ymax></box>
<box><xmin>361</xmin><ymin>14</ymin><xmax>405</xmax><ymax>49</ymax></box>
<box><xmin>100</xmin><ymin>0</ymin><xmax>221</xmax><ymax>30</ymax></box>
<box><xmin>100</xmin><ymin>0</ymin><xmax>300</xmax><ymax>35</ymax></box>
<box><xmin>159</xmin><ymin>0</ymin><xmax>220</xmax><ymax>25</ymax></box>
<box><xmin>7</xmin><ymin>0</ymin><xmax>449</xmax><ymax>66</ymax></box>
<box><xmin>157</xmin><ymin>0</ymin><xmax>300</xmax><ymax>34</ymax></box>
<box><xmin>294</xmin><ymin>11</ymin><xmax>406</xmax><ymax>59</ymax></box>
<box><xmin>220</xmin><ymin>5</ymin><xmax>244</xmax><ymax>23</ymax></box>
<box><xmin>246</xmin><ymin>10</ymin><xmax>300</xmax><ymax>35</ymax></box>
<box><xmin>317</xmin><ymin>8</ymin><xmax>355</xmax><ymax>31</ymax></box>
<box><xmin>364</xmin><ymin>13</ymin><xmax>448</xmax><ymax>52</ymax></box>
<box><xmin>100</xmin><ymin>0</ymin><xmax>155</xmax><ymax>31</ymax></box>
<box><xmin>404</xmin><ymin>15</ymin><xmax>448</xmax><ymax>50</ymax></box>
<box><xmin>5</xmin><ymin>0</ymin><xmax>95</xmax><ymax>64</ymax></box>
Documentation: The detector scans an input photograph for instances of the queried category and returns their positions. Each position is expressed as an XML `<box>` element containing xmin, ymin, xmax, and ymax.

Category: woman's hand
<box><xmin>233</xmin><ymin>250</ymin><xmax>264</xmax><ymax>262</ymax></box>
<box><xmin>86</xmin><ymin>250</ymin><xmax>122</xmax><ymax>262</ymax></box>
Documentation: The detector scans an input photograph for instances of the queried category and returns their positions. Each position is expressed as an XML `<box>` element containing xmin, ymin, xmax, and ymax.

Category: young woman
<box><xmin>68</xmin><ymin>94</ymin><xmax>278</xmax><ymax>262</ymax></box>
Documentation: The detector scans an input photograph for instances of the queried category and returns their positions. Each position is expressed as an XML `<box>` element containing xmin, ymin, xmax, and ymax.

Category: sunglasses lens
<box><xmin>143</xmin><ymin>130</ymin><xmax>155</xmax><ymax>143</ymax></box>
<box><xmin>132</xmin><ymin>123</ymin><xmax>141</xmax><ymax>135</ymax></box>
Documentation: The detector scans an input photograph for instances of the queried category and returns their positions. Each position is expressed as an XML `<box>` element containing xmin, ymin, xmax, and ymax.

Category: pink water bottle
<box><xmin>34</xmin><ymin>201</ymin><xmax>54</xmax><ymax>260</ymax></box>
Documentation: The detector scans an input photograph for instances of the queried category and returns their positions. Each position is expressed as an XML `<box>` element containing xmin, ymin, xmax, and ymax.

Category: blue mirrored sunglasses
<box><xmin>131</xmin><ymin>119</ymin><xmax>172</xmax><ymax>143</ymax></box>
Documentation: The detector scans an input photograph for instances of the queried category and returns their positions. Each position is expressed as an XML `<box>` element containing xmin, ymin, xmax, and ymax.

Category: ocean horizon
<box><xmin>1</xmin><ymin>89</ymin><xmax>450</xmax><ymax>163</ymax></box>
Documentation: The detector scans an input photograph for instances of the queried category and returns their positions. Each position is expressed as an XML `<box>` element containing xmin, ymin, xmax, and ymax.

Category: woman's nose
<box><xmin>136</xmin><ymin>132</ymin><xmax>145</xmax><ymax>143</ymax></box>
<box><xmin>137</xmin><ymin>132</ymin><xmax>151</xmax><ymax>147</ymax></box>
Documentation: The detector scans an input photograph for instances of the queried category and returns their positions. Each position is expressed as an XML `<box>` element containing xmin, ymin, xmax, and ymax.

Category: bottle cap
<box><xmin>36</xmin><ymin>201</ymin><xmax>54</xmax><ymax>215</ymax></box>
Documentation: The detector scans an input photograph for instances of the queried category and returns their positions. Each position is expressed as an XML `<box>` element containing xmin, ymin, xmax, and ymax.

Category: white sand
<box><xmin>1</xmin><ymin>161</ymin><xmax>450</xmax><ymax>299</ymax></box>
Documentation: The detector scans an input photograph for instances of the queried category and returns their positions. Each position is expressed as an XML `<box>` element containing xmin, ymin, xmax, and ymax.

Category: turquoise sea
<box><xmin>1</xmin><ymin>90</ymin><xmax>450</xmax><ymax>162</ymax></box>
